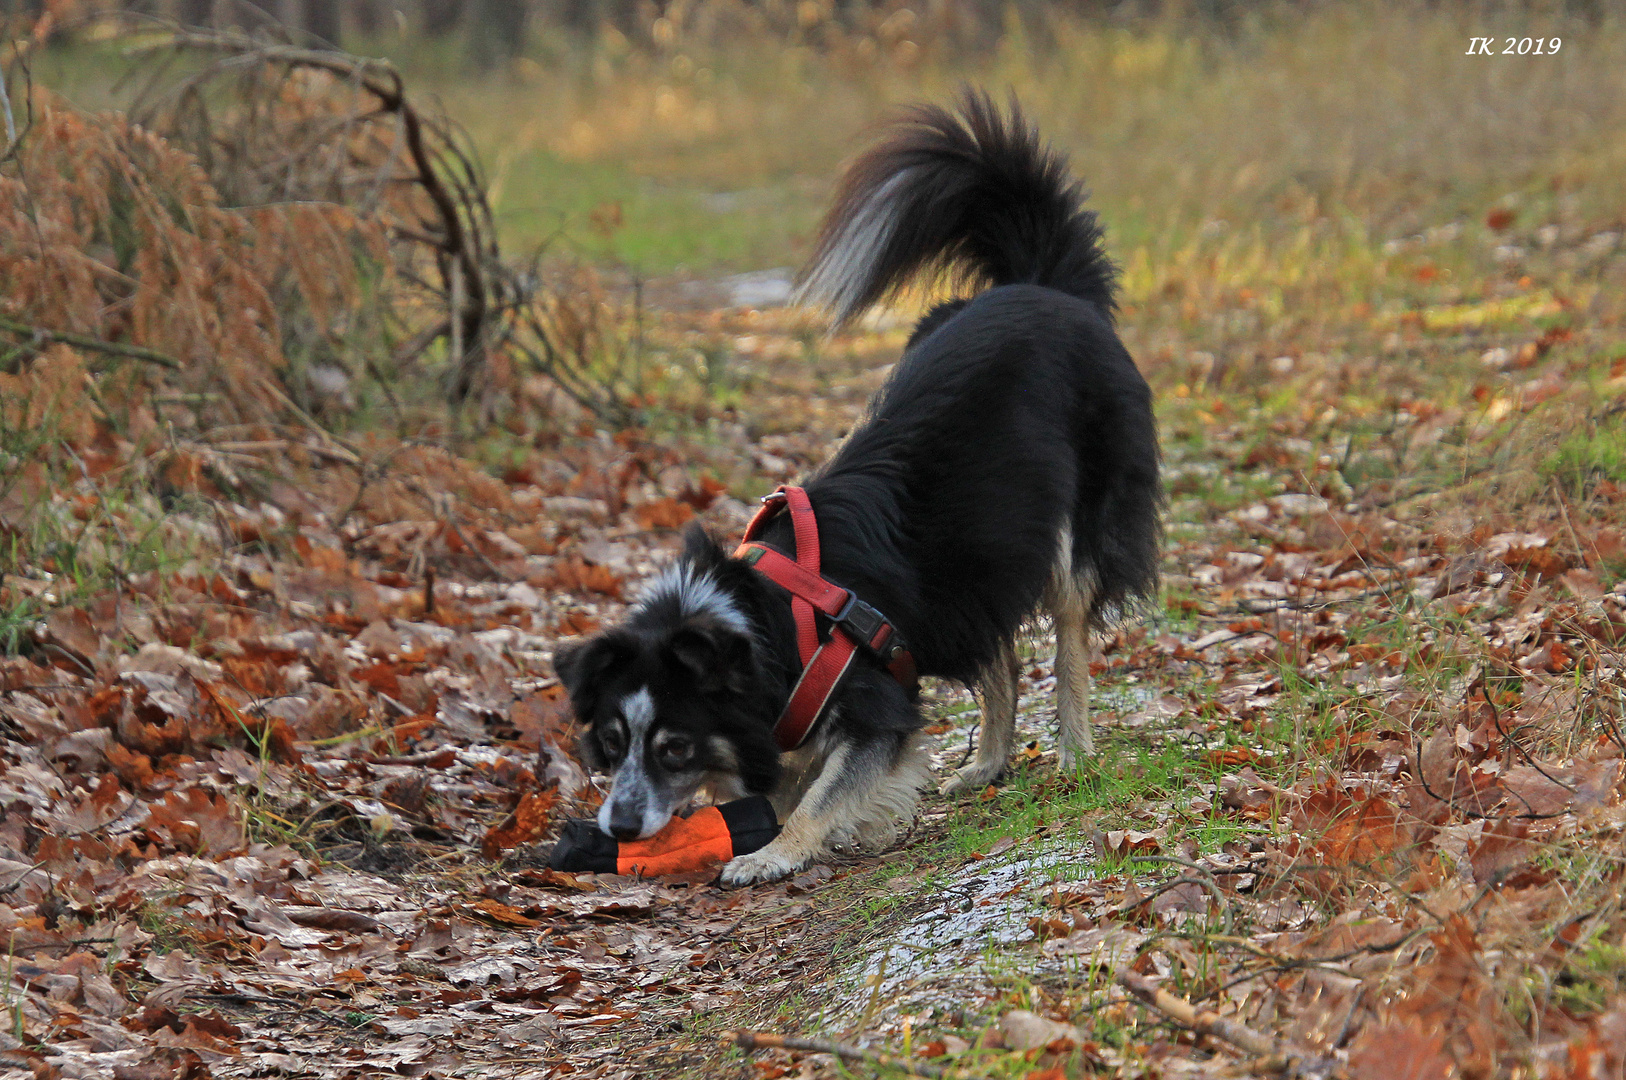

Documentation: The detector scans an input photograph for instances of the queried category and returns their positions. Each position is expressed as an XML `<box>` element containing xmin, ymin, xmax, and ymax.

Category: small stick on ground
<box><xmin>1115</xmin><ymin>971</ymin><xmax>1341</xmax><ymax>1078</ymax></box>
<box><xmin>685</xmin><ymin>913</ymin><xmax>750</xmax><ymax>968</ymax></box>
<box><xmin>726</xmin><ymin>1031</ymin><xmax>996</xmax><ymax>1080</ymax></box>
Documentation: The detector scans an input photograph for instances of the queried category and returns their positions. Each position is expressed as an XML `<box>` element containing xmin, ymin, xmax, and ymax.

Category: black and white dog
<box><xmin>554</xmin><ymin>92</ymin><xmax>1161</xmax><ymax>885</ymax></box>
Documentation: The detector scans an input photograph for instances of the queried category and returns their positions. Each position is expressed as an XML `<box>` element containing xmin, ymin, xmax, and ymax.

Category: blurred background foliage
<box><xmin>11</xmin><ymin>0</ymin><xmax>1626</xmax><ymax>275</ymax></box>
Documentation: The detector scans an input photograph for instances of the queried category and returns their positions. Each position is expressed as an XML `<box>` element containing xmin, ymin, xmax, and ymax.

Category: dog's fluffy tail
<box><xmin>796</xmin><ymin>89</ymin><xmax>1115</xmax><ymax>327</ymax></box>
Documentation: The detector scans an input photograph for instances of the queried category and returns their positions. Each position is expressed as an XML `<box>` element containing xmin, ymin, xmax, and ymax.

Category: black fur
<box><xmin>555</xmin><ymin>90</ymin><xmax>1161</xmax><ymax>865</ymax></box>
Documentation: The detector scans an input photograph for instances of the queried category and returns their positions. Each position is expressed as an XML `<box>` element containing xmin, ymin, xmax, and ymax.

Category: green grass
<box><xmin>934</xmin><ymin>728</ymin><xmax>1231</xmax><ymax>866</ymax></box>
<box><xmin>506</xmin><ymin>2</ymin><xmax>1625</xmax><ymax>281</ymax></box>
<box><xmin>1545</xmin><ymin>408</ymin><xmax>1626</xmax><ymax>497</ymax></box>
<box><xmin>137</xmin><ymin>899</ymin><xmax>204</xmax><ymax>956</ymax></box>
<box><xmin>486</xmin><ymin>150</ymin><xmax>819</xmax><ymax>272</ymax></box>
<box><xmin>0</xmin><ymin>396</ymin><xmax>210</xmax><ymax>656</ymax></box>
<box><xmin>0</xmin><ymin>591</ymin><xmax>42</xmax><ymax>657</ymax></box>
<box><xmin>0</xmin><ymin>488</ymin><xmax>202</xmax><ymax>657</ymax></box>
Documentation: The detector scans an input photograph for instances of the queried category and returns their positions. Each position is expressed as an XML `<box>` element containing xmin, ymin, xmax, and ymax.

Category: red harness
<box><xmin>734</xmin><ymin>486</ymin><xmax>918</xmax><ymax>752</ymax></box>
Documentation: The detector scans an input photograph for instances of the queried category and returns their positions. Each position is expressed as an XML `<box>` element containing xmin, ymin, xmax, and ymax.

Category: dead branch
<box><xmin>1409</xmin><ymin>736</ymin><xmax>1569</xmax><ymax>822</ymax></box>
<box><xmin>132</xmin><ymin>26</ymin><xmax>501</xmax><ymax>404</ymax></box>
<box><xmin>1479</xmin><ymin>679</ymin><xmax>1576</xmax><ymax>794</ymax></box>
<box><xmin>125</xmin><ymin>24</ymin><xmax>633</xmax><ymax>422</ymax></box>
<box><xmin>433</xmin><ymin>492</ymin><xmax>515</xmax><ymax>582</ymax></box>
<box><xmin>727</xmin><ymin>1030</ymin><xmax>997</xmax><ymax>1080</ymax></box>
<box><xmin>0</xmin><ymin>316</ymin><xmax>182</xmax><ymax>370</ymax></box>
<box><xmin>1115</xmin><ymin>971</ymin><xmax>1342</xmax><ymax>1078</ymax></box>
<box><xmin>0</xmin><ymin>37</ymin><xmax>33</xmax><ymax>167</ymax></box>
<box><xmin>1120</xmin><ymin>854</ymin><xmax>1236</xmax><ymax>933</ymax></box>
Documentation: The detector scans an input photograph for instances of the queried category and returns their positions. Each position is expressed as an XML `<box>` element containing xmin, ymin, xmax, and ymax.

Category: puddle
<box><xmin>819</xmin><ymin>843</ymin><xmax>1085</xmax><ymax>1028</ymax></box>
<box><xmin>720</xmin><ymin>269</ymin><xmax>794</xmax><ymax>308</ymax></box>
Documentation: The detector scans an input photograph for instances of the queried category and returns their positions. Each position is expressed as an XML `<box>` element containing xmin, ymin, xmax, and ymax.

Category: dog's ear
<box><xmin>681</xmin><ymin>522</ymin><xmax>727</xmax><ymax>568</ymax></box>
<box><xmin>666</xmin><ymin>622</ymin><xmax>754</xmax><ymax>695</ymax></box>
<box><xmin>553</xmin><ymin>631</ymin><xmax>636</xmax><ymax>721</ymax></box>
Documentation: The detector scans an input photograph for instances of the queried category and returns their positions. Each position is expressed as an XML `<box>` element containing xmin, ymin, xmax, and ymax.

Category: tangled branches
<box><xmin>127</xmin><ymin>26</ymin><xmax>504</xmax><ymax>408</ymax></box>
<box><xmin>2</xmin><ymin>21</ymin><xmax>634</xmax><ymax>507</ymax></box>
<box><xmin>124</xmin><ymin>22</ymin><xmax>631</xmax><ymax>423</ymax></box>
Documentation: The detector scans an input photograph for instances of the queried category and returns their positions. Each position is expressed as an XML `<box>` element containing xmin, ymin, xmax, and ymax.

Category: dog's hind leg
<box><xmin>1051</xmin><ymin>569</ymin><xmax>1097</xmax><ymax>770</ymax></box>
<box><xmin>721</xmin><ymin>733</ymin><xmax>922</xmax><ymax>886</ymax></box>
<box><xmin>938</xmin><ymin>638</ymin><xmax>1020</xmax><ymax>795</ymax></box>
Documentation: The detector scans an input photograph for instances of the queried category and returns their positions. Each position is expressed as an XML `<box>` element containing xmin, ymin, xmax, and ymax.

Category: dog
<box><xmin>553</xmin><ymin>91</ymin><xmax>1161</xmax><ymax>885</ymax></box>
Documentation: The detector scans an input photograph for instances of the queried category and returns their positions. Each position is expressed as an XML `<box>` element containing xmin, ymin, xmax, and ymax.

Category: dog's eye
<box><xmin>657</xmin><ymin>736</ymin><xmax>693</xmax><ymax>769</ymax></box>
<box><xmin>599</xmin><ymin>724</ymin><xmax>627</xmax><ymax>761</ymax></box>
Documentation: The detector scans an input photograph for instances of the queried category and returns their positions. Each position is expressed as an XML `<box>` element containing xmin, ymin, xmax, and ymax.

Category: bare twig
<box><xmin>1480</xmin><ymin>679</ymin><xmax>1577</xmax><ymax>792</ymax></box>
<box><xmin>683</xmin><ymin>913</ymin><xmax>751</xmax><ymax>968</ymax></box>
<box><xmin>0</xmin><ymin>315</ymin><xmax>182</xmax><ymax>370</ymax></box>
<box><xmin>1409</xmin><ymin>735</ymin><xmax>1568</xmax><ymax>822</ymax></box>
<box><xmin>262</xmin><ymin>385</ymin><xmax>362</xmax><ymax>465</ymax></box>
<box><xmin>442</xmin><ymin>510</ymin><xmax>513</xmax><ymax>582</ymax></box>
<box><xmin>1119</xmin><ymin>854</ymin><xmax>1236</xmax><ymax>934</ymax></box>
<box><xmin>727</xmin><ymin>1031</ymin><xmax>996</xmax><ymax>1080</ymax></box>
<box><xmin>334</xmin><ymin>445</ymin><xmax>406</xmax><ymax>537</ymax></box>
<box><xmin>395</xmin><ymin>482</ymin><xmax>514</xmax><ymax>581</ymax></box>
<box><xmin>1235</xmin><ymin>583</ymin><xmax>1405</xmax><ymax>614</ymax></box>
<box><xmin>138</xmin><ymin>26</ymin><xmax>634</xmax><ymax>422</ymax></box>
<box><xmin>1115</xmin><ymin>971</ymin><xmax>1340</xmax><ymax>1078</ymax></box>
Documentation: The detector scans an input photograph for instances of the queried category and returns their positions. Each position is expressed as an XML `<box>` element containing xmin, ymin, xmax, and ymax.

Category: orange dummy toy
<box><xmin>546</xmin><ymin>796</ymin><xmax>779</xmax><ymax>876</ymax></box>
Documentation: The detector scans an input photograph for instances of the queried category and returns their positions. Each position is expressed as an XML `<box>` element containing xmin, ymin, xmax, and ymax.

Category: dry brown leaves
<box><xmin>0</xmin><ymin>96</ymin><xmax>374</xmax><ymax>425</ymax></box>
<box><xmin>0</xmin><ymin>426</ymin><xmax>798</xmax><ymax>1079</ymax></box>
<box><xmin>1059</xmin><ymin>395</ymin><xmax>1626</xmax><ymax>1077</ymax></box>
<box><xmin>5</xmin><ymin>40</ymin><xmax>1626</xmax><ymax>1079</ymax></box>
<box><xmin>0</xmin><ymin>264</ymin><xmax>837</xmax><ymax>1079</ymax></box>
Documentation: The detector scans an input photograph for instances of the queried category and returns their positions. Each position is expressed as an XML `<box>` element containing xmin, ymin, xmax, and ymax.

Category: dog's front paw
<box><xmin>1056</xmin><ymin>744</ymin><xmax>1089</xmax><ymax>774</ymax></box>
<box><xmin>720</xmin><ymin>843</ymin><xmax>806</xmax><ymax>886</ymax></box>
<box><xmin>938</xmin><ymin>758</ymin><xmax>1005</xmax><ymax>796</ymax></box>
<box><xmin>1057</xmin><ymin>728</ymin><xmax>1095</xmax><ymax>772</ymax></box>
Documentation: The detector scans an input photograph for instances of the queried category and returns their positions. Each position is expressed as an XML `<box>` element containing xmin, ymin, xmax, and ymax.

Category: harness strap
<box><xmin>784</xmin><ymin>491</ymin><xmax>820</xmax><ymax>664</ymax></box>
<box><xmin>735</xmin><ymin>486</ymin><xmax>917</xmax><ymax>752</ymax></box>
<box><xmin>776</xmin><ymin>635</ymin><xmax>860</xmax><ymax>752</ymax></box>
<box><xmin>737</xmin><ymin>545</ymin><xmax>901</xmax><ymax>655</ymax></box>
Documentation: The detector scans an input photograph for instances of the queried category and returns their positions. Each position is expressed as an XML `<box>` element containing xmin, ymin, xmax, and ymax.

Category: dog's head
<box><xmin>554</xmin><ymin>539</ymin><xmax>781</xmax><ymax>840</ymax></box>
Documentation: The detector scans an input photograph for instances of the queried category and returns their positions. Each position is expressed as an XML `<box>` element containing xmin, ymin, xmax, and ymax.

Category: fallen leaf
<box><xmin>1348</xmin><ymin>1021</ymin><xmax>1452</xmax><ymax>1080</ymax></box>
<box><xmin>998</xmin><ymin>1010</ymin><xmax>1081</xmax><ymax>1052</ymax></box>
<box><xmin>285</xmin><ymin>908</ymin><xmax>384</xmax><ymax>934</ymax></box>
<box><xmin>632</xmin><ymin>497</ymin><xmax>696</xmax><ymax>530</ymax></box>
<box><xmin>481</xmin><ymin>789</ymin><xmax>560</xmax><ymax>860</ymax></box>
<box><xmin>467</xmin><ymin>899</ymin><xmax>542</xmax><ymax>928</ymax></box>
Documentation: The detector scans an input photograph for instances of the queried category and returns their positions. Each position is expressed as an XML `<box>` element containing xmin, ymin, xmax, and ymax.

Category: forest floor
<box><xmin>8</xmin><ymin>256</ymin><xmax>1626</xmax><ymax>1078</ymax></box>
<box><xmin>6</xmin><ymin>8</ymin><xmax>1626</xmax><ymax>1079</ymax></box>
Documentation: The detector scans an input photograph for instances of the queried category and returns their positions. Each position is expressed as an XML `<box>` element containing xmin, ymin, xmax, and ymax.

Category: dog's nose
<box><xmin>606</xmin><ymin>804</ymin><xmax>645</xmax><ymax>841</ymax></box>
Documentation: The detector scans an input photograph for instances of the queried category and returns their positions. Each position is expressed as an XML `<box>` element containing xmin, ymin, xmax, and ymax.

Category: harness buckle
<box><xmin>833</xmin><ymin>592</ymin><xmax>890</xmax><ymax>652</ymax></box>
